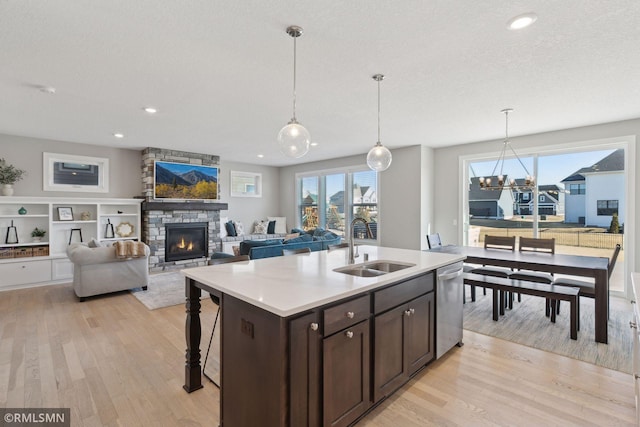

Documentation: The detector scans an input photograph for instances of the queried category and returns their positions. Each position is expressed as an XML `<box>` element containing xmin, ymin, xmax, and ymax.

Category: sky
<box><xmin>469</xmin><ymin>149</ymin><xmax>616</xmax><ymax>187</ymax></box>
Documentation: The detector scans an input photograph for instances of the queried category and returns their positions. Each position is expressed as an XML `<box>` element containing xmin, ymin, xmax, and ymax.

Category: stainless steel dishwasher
<box><xmin>436</xmin><ymin>261</ymin><xmax>464</xmax><ymax>359</ymax></box>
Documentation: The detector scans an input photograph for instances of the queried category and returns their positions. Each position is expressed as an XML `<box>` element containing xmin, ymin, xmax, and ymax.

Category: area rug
<box><xmin>463</xmin><ymin>290</ymin><xmax>633</xmax><ymax>373</ymax></box>
<box><xmin>131</xmin><ymin>271</ymin><xmax>209</xmax><ymax>310</ymax></box>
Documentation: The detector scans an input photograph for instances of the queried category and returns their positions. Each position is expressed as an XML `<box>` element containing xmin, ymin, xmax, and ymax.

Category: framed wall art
<box><xmin>230</xmin><ymin>171</ymin><xmax>262</xmax><ymax>198</ymax></box>
<box><xmin>43</xmin><ymin>152</ymin><xmax>109</xmax><ymax>193</ymax></box>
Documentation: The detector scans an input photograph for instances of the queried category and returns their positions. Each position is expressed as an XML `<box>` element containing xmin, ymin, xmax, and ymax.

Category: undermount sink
<box><xmin>334</xmin><ymin>260</ymin><xmax>415</xmax><ymax>277</ymax></box>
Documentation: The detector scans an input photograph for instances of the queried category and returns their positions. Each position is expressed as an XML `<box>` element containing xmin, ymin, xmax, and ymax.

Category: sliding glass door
<box><xmin>467</xmin><ymin>147</ymin><xmax>626</xmax><ymax>295</ymax></box>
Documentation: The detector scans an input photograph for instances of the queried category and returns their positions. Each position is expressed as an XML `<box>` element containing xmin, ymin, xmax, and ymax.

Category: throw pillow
<box><xmin>290</xmin><ymin>228</ymin><xmax>307</xmax><ymax>235</ymax></box>
<box><xmin>87</xmin><ymin>238</ymin><xmax>103</xmax><ymax>248</ymax></box>
<box><xmin>233</xmin><ymin>221</ymin><xmax>244</xmax><ymax>236</ymax></box>
<box><xmin>267</xmin><ymin>220</ymin><xmax>276</xmax><ymax>234</ymax></box>
<box><xmin>232</xmin><ymin>246</ymin><xmax>241</xmax><ymax>256</ymax></box>
<box><xmin>254</xmin><ymin>220</ymin><xmax>268</xmax><ymax>234</ymax></box>
<box><xmin>220</xmin><ymin>216</ymin><xmax>229</xmax><ymax>238</ymax></box>
<box><xmin>284</xmin><ymin>232</ymin><xmax>300</xmax><ymax>240</ymax></box>
<box><xmin>225</xmin><ymin>221</ymin><xmax>237</xmax><ymax>237</ymax></box>
<box><xmin>267</xmin><ymin>216</ymin><xmax>287</xmax><ymax>234</ymax></box>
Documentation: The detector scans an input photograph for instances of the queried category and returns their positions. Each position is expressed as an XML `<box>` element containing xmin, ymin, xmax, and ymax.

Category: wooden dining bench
<box><xmin>462</xmin><ymin>272</ymin><xmax>581</xmax><ymax>340</ymax></box>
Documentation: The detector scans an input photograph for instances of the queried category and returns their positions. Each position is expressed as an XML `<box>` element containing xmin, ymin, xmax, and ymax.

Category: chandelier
<box><xmin>278</xmin><ymin>25</ymin><xmax>311</xmax><ymax>159</ymax></box>
<box><xmin>478</xmin><ymin>108</ymin><xmax>535</xmax><ymax>190</ymax></box>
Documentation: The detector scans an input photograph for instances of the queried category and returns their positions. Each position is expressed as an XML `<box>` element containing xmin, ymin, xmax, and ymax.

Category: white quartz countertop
<box><xmin>182</xmin><ymin>246</ymin><xmax>465</xmax><ymax>317</ymax></box>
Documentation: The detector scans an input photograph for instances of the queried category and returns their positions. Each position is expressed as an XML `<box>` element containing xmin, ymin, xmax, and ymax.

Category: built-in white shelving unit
<box><xmin>0</xmin><ymin>196</ymin><xmax>142</xmax><ymax>291</ymax></box>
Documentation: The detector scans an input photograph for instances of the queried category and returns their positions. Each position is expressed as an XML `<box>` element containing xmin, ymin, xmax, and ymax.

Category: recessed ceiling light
<box><xmin>39</xmin><ymin>86</ymin><xmax>56</xmax><ymax>94</ymax></box>
<box><xmin>143</xmin><ymin>107</ymin><xmax>158</xmax><ymax>114</ymax></box>
<box><xmin>310</xmin><ymin>142</ymin><xmax>318</xmax><ymax>147</ymax></box>
<box><xmin>257</xmin><ymin>154</ymin><xmax>264</xmax><ymax>158</ymax></box>
<box><xmin>507</xmin><ymin>12</ymin><xmax>537</xmax><ymax>30</ymax></box>
<box><xmin>113</xmin><ymin>133</ymin><xmax>124</xmax><ymax>139</ymax></box>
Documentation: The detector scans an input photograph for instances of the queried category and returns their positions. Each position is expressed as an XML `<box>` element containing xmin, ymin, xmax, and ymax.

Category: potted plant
<box><xmin>31</xmin><ymin>227</ymin><xmax>47</xmax><ymax>242</ymax></box>
<box><xmin>0</xmin><ymin>158</ymin><xmax>27</xmax><ymax>196</ymax></box>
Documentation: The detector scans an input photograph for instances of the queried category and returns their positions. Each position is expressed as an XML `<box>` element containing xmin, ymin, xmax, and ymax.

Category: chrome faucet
<box><xmin>349</xmin><ymin>217</ymin><xmax>370</xmax><ymax>264</ymax></box>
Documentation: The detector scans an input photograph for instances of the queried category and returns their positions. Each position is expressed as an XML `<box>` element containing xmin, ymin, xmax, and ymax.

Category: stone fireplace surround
<box><xmin>141</xmin><ymin>148</ymin><xmax>228</xmax><ymax>272</ymax></box>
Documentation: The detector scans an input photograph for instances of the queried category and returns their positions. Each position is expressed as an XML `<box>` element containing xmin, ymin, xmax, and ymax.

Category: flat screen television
<box><xmin>154</xmin><ymin>160</ymin><xmax>219</xmax><ymax>200</ymax></box>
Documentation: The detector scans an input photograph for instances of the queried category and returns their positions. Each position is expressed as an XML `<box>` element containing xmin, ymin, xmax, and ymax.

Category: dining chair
<box><xmin>509</xmin><ymin>237</ymin><xmax>556</xmax><ymax>310</ymax></box>
<box><xmin>468</xmin><ymin>235</ymin><xmax>516</xmax><ymax>301</ymax></box>
<box><xmin>203</xmin><ymin>254</ymin><xmax>250</xmax><ymax>387</ymax></box>
<box><xmin>552</xmin><ymin>244</ymin><xmax>621</xmax><ymax>314</ymax></box>
<box><xmin>282</xmin><ymin>247</ymin><xmax>312</xmax><ymax>256</ymax></box>
<box><xmin>426</xmin><ymin>233</ymin><xmax>443</xmax><ymax>249</ymax></box>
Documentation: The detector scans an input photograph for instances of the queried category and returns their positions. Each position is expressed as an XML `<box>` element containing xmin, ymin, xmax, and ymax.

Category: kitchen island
<box><xmin>182</xmin><ymin>245</ymin><xmax>465</xmax><ymax>427</ymax></box>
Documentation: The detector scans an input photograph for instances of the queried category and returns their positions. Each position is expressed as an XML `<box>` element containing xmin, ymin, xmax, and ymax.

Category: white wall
<box><xmin>278</xmin><ymin>145</ymin><xmax>434</xmax><ymax>250</ymax></box>
<box><xmin>218</xmin><ymin>161</ymin><xmax>281</xmax><ymax>232</ymax></box>
<box><xmin>585</xmin><ymin>172</ymin><xmax>625</xmax><ymax>227</ymax></box>
<box><xmin>434</xmin><ymin>117</ymin><xmax>638</xmax><ymax>292</ymax></box>
<box><xmin>564</xmin><ymin>187</ymin><xmax>585</xmax><ymax>223</ymax></box>
<box><xmin>0</xmin><ymin>133</ymin><xmax>141</xmax><ymax>198</ymax></box>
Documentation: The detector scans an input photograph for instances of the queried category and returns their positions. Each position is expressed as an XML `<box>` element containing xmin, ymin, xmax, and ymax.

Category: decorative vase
<box><xmin>1</xmin><ymin>184</ymin><xmax>14</xmax><ymax>196</ymax></box>
<box><xmin>18</xmin><ymin>206</ymin><xmax>27</xmax><ymax>215</ymax></box>
<box><xmin>32</xmin><ymin>237</ymin><xmax>42</xmax><ymax>243</ymax></box>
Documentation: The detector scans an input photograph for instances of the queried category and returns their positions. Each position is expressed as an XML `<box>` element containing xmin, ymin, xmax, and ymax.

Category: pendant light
<box><xmin>367</xmin><ymin>74</ymin><xmax>392</xmax><ymax>172</ymax></box>
<box><xmin>278</xmin><ymin>25</ymin><xmax>310</xmax><ymax>158</ymax></box>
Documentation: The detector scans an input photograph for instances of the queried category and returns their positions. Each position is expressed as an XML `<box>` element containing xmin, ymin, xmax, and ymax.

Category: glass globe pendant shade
<box><xmin>278</xmin><ymin>119</ymin><xmax>310</xmax><ymax>158</ymax></box>
<box><xmin>367</xmin><ymin>142</ymin><xmax>392</xmax><ymax>172</ymax></box>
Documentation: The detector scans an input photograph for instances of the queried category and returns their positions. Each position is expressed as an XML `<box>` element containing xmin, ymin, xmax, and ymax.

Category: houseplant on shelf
<box><xmin>31</xmin><ymin>227</ymin><xmax>47</xmax><ymax>243</ymax></box>
<box><xmin>0</xmin><ymin>158</ymin><xmax>27</xmax><ymax>196</ymax></box>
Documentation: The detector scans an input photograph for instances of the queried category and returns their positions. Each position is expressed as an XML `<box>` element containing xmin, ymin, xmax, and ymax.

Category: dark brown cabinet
<box><xmin>373</xmin><ymin>281</ymin><xmax>435</xmax><ymax>403</ymax></box>
<box><xmin>323</xmin><ymin>319</ymin><xmax>371</xmax><ymax>427</ymax></box>
<box><xmin>290</xmin><ymin>311</ymin><xmax>322</xmax><ymax>427</ymax></box>
<box><xmin>221</xmin><ymin>271</ymin><xmax>438</xmax><ymax>426</ymax></box>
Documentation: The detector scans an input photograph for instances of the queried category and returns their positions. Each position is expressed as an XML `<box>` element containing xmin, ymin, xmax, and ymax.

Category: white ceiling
<box><xmin>2</xmin><ymin>1</ymin><xmax>640</xmax><ymax>167</ymax></box>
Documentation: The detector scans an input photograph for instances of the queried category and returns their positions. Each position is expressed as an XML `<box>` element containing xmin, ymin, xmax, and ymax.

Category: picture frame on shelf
<box><xmin>57</xmin><ymin>207</ymin><xmax>74</xmax><ymax>221</ymax></box>
<box><xmin>43</xmin><ymin>152</ymin><xmax>109</xmax><ymax>193</ymax></box>
<box><xmin>115</xmin><ymin>222</ymin><xmax>134</xmax><ymax>237</ymax></box>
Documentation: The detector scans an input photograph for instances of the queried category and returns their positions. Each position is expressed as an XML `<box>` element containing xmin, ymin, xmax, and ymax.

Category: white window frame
<box><xmin>459</xmin><ymin>135</ymin><xmax>635</xmax><ymax>299</ymax></box>
<box><xmin>295</xmin><ymin>166</ymin><xmax>380</xmax><ymax>245</ymax></box>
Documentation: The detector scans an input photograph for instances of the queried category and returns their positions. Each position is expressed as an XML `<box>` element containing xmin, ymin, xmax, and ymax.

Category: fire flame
<box><xmin>177</xmin><ymin>237</ymin><xmax>194</xmax><ymax>251</ymax></box>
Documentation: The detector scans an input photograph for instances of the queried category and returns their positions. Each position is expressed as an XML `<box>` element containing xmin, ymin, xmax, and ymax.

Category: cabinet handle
<box><xmin>345</xmin><ymin>331</ymin><xmax>354</xmax><ymax>339</ymax></box>
<box><xmin>345</xmin><ymin>311</ymin><xmax>355</xmax><ymax>319</ymax></box>
<box><xmin>405</xmin><ymin>310</ymin><xmax>412</xmax><ymax>317</ymax></box>
<box><xmin>632</xmin><ymin>300</ymin><xmax>636</xmax><ymax>304</ymax></box>
<box><xmin>630</xmin><ymin>321</ymin><xmax>637</xmax><ymax>329</ymax></box>
<box><xmin>635</xmin><ymin>374</ymin><xmax>640</xmax><ymax>380</ymax></box>
<box><xmin>310</xmin><ymin>323</ymin><xmax>319</xmax><ymax>331</ymax></box>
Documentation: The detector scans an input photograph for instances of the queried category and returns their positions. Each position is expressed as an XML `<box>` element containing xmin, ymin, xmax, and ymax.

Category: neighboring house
<box><xmin>329</xmin><ymin>190</ymin><xmax>345</xmax><ymax>213</ymax></box>
<box><xmin>561</xmin><ymin>149</ymin><xmax>624</xmax><ymax>227</ymax></box>
<box><xmin>354</xmin><ymin>185</ymin><xmax>377</xmax><ymax>204</ymax></box>
<box><xmin>513</xmin><ymin>184</ymin><xmax>564</xmax><ymax>216</ymax></box>
<box><xmin>468</xmin><ymin>176</ymin><xmax>514</xmax><ymax>219</ymax></box>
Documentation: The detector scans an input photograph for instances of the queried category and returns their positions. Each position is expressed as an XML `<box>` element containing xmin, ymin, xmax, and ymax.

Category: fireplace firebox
<box><xmin>165</xmin><ymin>222</ymin><xmax>208</xmax><ymax>262</ymax></box>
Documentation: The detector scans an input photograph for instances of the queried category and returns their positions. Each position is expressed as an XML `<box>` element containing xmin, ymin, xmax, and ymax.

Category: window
<box><xmin>597</xmin><ymin>200</ymin><xmax>618</xmax><ymax>216</ymax></box>
<box><xmin>299</xmin><ymin>176</ymin><xmax>319</xmax><ymax>230</ymax></box>
<box><xmin>522</xmin><ymin>193</ymin><xmax>530</xmax><ymax>201</ymax></box>
<box><xmin>569</xmin><ymin>183</ymin><xmax>586</xmax><ymax>195</ymax></box>
<box><xmin>297</xmin><ymin>168</ymin><xmax>378</xmax><ymax>241</ymax></box>
<box><xmin>539</xmin><ymin>195</ymin><xmax>544</xmax><ymax>202</ymax></box>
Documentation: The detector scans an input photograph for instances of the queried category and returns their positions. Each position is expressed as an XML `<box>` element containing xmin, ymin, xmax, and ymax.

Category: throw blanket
<box><xmin>115</xmin><ymin>240</ymin><xmax>146</xmax><ymax>259</ymax></box>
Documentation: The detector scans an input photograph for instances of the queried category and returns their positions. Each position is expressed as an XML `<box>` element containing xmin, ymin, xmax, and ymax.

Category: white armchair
<box><xmin>66</xmin><ymin>242</ymin><xmax>150</xmax><ymax>301</ymax></box>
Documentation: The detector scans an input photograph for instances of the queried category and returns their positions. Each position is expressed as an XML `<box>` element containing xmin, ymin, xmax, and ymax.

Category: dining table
<box><xmin>430</xmin><ymin>245</ymin><xmax>610</xmax><ymax>344</ymax></box>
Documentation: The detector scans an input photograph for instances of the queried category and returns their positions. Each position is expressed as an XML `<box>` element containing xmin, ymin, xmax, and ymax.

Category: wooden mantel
<box><xmin>141</xmin><ymin>201</ymin><xmax>228</xmax><ymax>212</ymax></box>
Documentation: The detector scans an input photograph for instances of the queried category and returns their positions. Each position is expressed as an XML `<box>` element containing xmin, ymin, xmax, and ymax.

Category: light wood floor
<box><xmin>0</xmin><ymin>283</ymin><xmax>635</xmax><ymax>426</ymax></box>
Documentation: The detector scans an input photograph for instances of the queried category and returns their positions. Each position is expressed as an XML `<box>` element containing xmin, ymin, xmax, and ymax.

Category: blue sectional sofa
<box><xmin>238</xmin><ymin>229</ymin><xmax>342</xmax><ymax>260</ymax></box>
